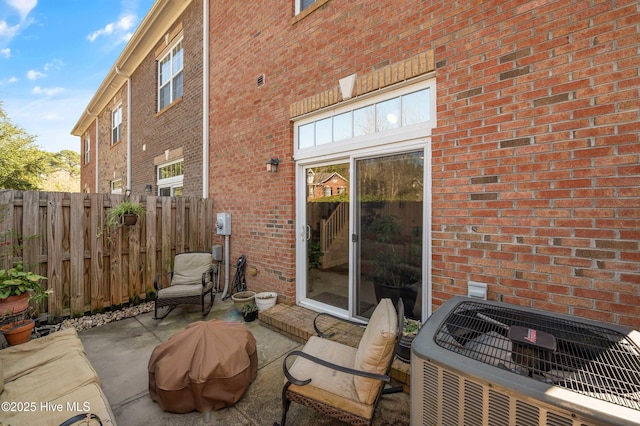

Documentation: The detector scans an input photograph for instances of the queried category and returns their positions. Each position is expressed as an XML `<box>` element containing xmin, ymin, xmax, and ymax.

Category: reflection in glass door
<box><xmin>305</xmin><ymin>163</ymin><xmax>350</xmax><ymax>310</ymax></box>
<box><xmin>355</xmin><ymin>152</ymin><xmax>423</xmax><ymax>320</ymax></box>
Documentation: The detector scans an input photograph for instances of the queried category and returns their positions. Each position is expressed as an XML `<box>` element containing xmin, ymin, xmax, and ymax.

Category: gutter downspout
<box><xmin>202</xmin><ymin>0</ymin><xmax>210</xmax><ymax>199</ymax></box>
<box><xmin>86</xmin><ymin>109</ymin><xmax>99</xmax><ymax>192</ymax></box>
<box><xmin>115</xmin><ymin>66</ymin><xmax>132</xmax><ymax>193</ymax></box>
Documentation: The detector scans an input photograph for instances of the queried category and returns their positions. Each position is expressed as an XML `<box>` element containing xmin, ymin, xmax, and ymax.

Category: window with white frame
<box><xmin>158</xmin><ymin>39</ymin><xmax>184</xmax><ymax>111</ymax></box>
<box><xmin>157</xmin><ymin>159</ymin><xmax>184</xmax><ymax>196</ymax></box>
<box><xmin>297</xmin><ymin>0</ymin><xmax>317</xmax><ymax>13</ymax></box>
<box><xmin>110</xmin><ymin>179</ymin><xmax>123</xmax><ymax>194</ymax></box>
<box><xmin>296</xmin><ymin>85</ymin><xmax>432</xmax><ymax>151</ymax></box>
<box><xmin>112</xmin><ymin>105</ymin><xmax>122</xmax><ymax>144</ymax></box>
<box><xmin>84</xmin><ymin>136</ymin><xmax>90</xmax><ymax>164</ymax></box>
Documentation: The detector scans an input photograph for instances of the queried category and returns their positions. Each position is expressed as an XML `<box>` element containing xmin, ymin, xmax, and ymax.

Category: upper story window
<box><xmin>158</xmin><ymin>39</ymin><xmax>184</xmax><ymax>111</ymax></box>
<box><xmin>299</xmin><ymin>0</ymin><xmax>316</xmax><ymax>12</ymax></box>
<box><xmin>112</xmin><ymin>105</ymin><xmax>122</xmax><ymax>145</ymax></box>
<box><xmin>84</xmin><ymin>136</ymin><xmax>90</xmax><ymax>164</ymax></box>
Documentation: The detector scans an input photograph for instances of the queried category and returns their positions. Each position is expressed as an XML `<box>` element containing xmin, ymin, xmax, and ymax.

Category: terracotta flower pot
<box><xmin>1</xmin><ymin>319</ymin><xmax>35</xmax><ymax>345</ymax></box>
<box><xmin>0</xmin><ymin>293</ymin><xmax>29</xmax><ymax>317</ymax></box>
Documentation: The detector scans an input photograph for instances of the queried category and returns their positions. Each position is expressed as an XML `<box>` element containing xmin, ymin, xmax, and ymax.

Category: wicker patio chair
<box><xmin>153</xmin><ymin>251</ymin><xmax>217</xmax><ymax>319</ymax></box>
<box><xmin>275</xmin><ymin>298</ymin><xmax>404</xmax><ymax>426</ymax></box>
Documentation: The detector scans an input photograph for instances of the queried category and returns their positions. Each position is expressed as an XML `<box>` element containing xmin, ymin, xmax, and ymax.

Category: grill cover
<box><xmin>148</xmin><ymin>320</ymin><xmax>258</xmax><ymax>413</ymax></box>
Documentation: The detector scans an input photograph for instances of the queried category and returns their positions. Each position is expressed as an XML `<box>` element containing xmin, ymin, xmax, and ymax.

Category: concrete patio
<box><xmin>78</xmin><ymin>298</ymin><xmax>410</xmax><ymax>425</ymax></box>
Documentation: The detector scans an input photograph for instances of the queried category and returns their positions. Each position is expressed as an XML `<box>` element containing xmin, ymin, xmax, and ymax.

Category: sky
<box><xmin>0</xmin><ymin>0</ymin><xmax>155</xmax><ymax>153</ymax></box>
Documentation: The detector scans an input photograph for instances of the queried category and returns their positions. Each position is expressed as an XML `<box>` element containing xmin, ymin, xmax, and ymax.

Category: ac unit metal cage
<box><xmin>411</xmin><ymin>296</ymin><xmax>640</xmax><ymax>426</ymax></box>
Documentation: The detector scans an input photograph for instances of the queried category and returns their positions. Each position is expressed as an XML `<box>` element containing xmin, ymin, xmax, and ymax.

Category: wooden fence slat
<box><xmin>46</xmin><ymin>192</ymin><xmax>64</xmax><ymax>316</ymax></box>
<box><xmin>145</xmin><ymin>196</ymin><xmax>157</xmax><ymax>295</ymax></box>
<box><xmin>69</xmin><ymin>193</ymin><xmax>85</xmax><ymax>316</ymax></box>
<box><xmin>161</xmin><ymin>197</ymin><xmax>172</xmax><ymax>274</ymax></box>
<box><xmin>22</xmin><ymin>191</ymin><xmax>39</xmax><ymax>272</ymax></box>
<box><xmin>90</xmin><ymin>194</ymin><xmax>105</xmax><ymax>312</ymax></box>
<box><xmin>0</xmin><ymin>191</ymin><xmax>15</xmax><ymax>270</ymax></box>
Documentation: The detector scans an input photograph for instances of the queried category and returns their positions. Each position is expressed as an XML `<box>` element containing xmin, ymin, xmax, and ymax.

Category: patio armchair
<box><xmin>275</xmin><ymin>297</ymin><xmax>404</xmax><ymax>426</ymax></box>
<box><xmin>153</xmin><ymin>251</ymin><xmax>217</xmax><ymax>319</ymax></box>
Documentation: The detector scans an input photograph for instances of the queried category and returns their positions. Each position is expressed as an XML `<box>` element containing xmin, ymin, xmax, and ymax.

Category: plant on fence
<box><xmin>106</xmin><ymin>199</ymin><xmax>145</xmax><ymax>228</ymax></box>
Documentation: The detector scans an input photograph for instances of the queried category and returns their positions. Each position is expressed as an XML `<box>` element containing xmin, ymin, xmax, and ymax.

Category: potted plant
<box><xmin>240</xmin><ymin>302</ymin><xmax>258</xmax><ymax>322</ymax></box>
<box><xmin>255</xmin><ymin>292</ymin><xmax>277</xmax><ymax>311</ymax></box>
<box><xmin>0</xmin><ymin>261</ymin><xmax>50</xmax><ymax>345</ymax></box>
<box><xmin>0</xmin><ymin>261</ymin><xmax>50</xmax><ymax>317</ymax></box>
<box><xmin>397</xmin><ymin>317</ymin><xmax>422</xmax><ymax>362</ymax></box>
<box><xmin>106</xmin><ymin>199</ymin><xmax>145</xmax><ymax>227</ymax></box>
<box><xmin>231</xmin><ymin>290</ymin><xmax>256</xmax><ymax>312</ymax></box>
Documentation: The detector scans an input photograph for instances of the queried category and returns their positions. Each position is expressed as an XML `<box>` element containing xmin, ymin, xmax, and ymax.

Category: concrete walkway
<box><xmin>79</xmin><ymin>298</ymin><xmax>410</xmax><ymax>425</ymax></box>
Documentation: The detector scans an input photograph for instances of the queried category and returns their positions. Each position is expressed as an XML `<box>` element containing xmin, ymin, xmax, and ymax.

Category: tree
<box><xmin>0</xmin><ymin>101</ymin><xmax>49</xmax><ymax>190</ymax></box>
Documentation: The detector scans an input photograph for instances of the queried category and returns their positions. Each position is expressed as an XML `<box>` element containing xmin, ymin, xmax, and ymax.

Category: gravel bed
<box><xmin>57</xmin><ymin>301</ymin><xmax>155</xmax><ymax>332</ymax></box>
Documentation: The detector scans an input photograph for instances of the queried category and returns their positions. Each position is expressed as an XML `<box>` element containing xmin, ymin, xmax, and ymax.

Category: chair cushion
<box><xmin>353</xmin><ymin>298</ymin><xmax>397</xmax><ymax>404</ymax></box>
<box><xmin>171</xmin><ymin>252</ymin><xmax>213</xmax><ymax>285</ymax></box>
<box><xmin>287</xmin><ymin>336</ymin><xmax>377</xmax><ymax>418</ymax></box>
<box><xmin>157</xmin><ymin>281</ymin><xmax>213</xmax><ymax>299</ymax></box>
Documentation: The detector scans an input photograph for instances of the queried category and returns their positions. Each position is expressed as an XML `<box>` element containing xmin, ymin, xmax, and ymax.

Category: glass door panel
<box><xmin>305</xmin><ymin>164</ymin><xmax>350</xmax><ymax>310</ymax></box>
<box><xmin>355</xmin><ymin>152</ymin><xmax>423</xmax><ymax>320</ymax></box>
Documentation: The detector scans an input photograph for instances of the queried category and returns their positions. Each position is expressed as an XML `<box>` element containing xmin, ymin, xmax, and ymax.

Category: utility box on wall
<box><xmin>216</xmin><ymin>213</ymin><xmax>231</xmax><ymax>235</ymax></box>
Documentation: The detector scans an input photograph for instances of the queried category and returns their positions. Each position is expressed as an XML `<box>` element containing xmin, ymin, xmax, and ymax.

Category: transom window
<box><xmin>158</xmin><ymin>39</ymin><xmax>184</xmax><ymax>111</ymax></box>
<box><xmin>112</xmin><ymin>105</ymin><xmax>122</xmax><ymax>144</ymax></box>
<box><xmin>110</xmin><ymin>179</ymin><xmax>123</xmax><ymax>194</ymax></box>
<box><xmin>157</xmin><ymin>159</ymin><xmax>184</xmax><ymax>196</ymax></box>
<box><xmin>296</xmin><ymin>86</ymin><xmax>432</xmax><ymax>151</ymax></box>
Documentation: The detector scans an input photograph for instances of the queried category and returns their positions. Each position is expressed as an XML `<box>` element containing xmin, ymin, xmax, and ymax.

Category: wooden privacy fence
<box><xmin>0</xmin><ymin>190</ymin><xmax>214</xmax><ymax>317</ymax></box>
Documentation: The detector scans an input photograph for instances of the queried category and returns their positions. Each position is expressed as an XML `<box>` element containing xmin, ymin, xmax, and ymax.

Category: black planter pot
<box><xmin>122</xmin><ymin>214</ymin><xmax>138</xmax><ymax>226</ymax></box>
<box><xmin>396</xmin><ymin>335</ymin><xmax>414</xmax><ymax>363</ymax></box>
<box><xmin>242</xmin><ymin>311</ymin><xmax>258</xmax><ymax>322</ymax></box>
<box><xmin>373</xmin><ymin>282</ymin><xmax>418</xmax><ymax>319</ymax></box>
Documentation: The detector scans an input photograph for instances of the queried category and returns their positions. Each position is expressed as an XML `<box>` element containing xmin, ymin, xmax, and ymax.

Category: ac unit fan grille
<box><xmin>434</xmin><ymin>301</ymin><xmax>640</xmax><ymax>411</ymax></box>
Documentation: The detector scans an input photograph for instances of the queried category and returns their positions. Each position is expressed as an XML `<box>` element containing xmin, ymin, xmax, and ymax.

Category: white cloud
<box><xmin>6</xmin><ymin>0</ymin><xmax>37</xmax><ymax>21</ymax></box>
<box><xmin>32</xmin><ymin>86</ymin><xmax>63</xmax><ymax>96</ymax></box>
<box><xmin>0</xmin><ymin>20</ymin><xmax>20</xmax><ymax>37</ymax></box>
<box><xmin>43</xmin><ymin>112</ymin><xmax>63</xmax><ymax>121</ymax></box>
<box><xmin>8</xmin><ymin>76</ymin><xmax>18</xmax><ymax>83</ymax></box>
<box><xmin>44</xmin><ymin>58</ymin><xmax>64</xmax><ymax>71</ymax></box>
<box><xmin>0</xmin><ymin>47</ymin><xmax>10</xmax><ymax>58</ymax></box>
<box><xmin>87</xmin><ymin>14</ymin><xmax>137</xmax><ymax>42</ymax></box>
<box><xmin>27</xmin><ymin>69</ymin><xmax>46</xmax><ymax>80</ymax></box>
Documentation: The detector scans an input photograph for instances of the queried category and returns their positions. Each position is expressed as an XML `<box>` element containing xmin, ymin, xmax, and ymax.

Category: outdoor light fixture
<box><xmin>266</xmin><ymin>158</ymin><xmax>280</xmax><ymax>173</ymax></box>
<box><xmin>145</xmin><ymin>184</ymin><xmax>153</xmax><ymax>193</ymax></box>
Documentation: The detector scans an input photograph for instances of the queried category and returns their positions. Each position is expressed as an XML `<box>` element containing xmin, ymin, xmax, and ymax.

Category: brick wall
<box><xmin>208</xmin><ymin>0</ymin><xmax>639</xmax><ymax>326</ymax></box>
<box><xmin>97</xmin><ymin>85</ymin><xmax>128</xmax><ymax>194</ymax></box>
<box><xmin>80</xmin><ymin>121</ymin><xmax>96</xmax><ymax>193</ymax></box>
<box><xmin>129</xmin><ymin>0</ymin><xmax>204</xmax><ymax>197</ymax></box>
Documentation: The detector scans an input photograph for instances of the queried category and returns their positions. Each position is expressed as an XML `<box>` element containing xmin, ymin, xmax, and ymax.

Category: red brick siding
<box><xmin>96</xmin><ymin>86</ymin><xmax>128</xmax><ymax>193</ymax></box>
<box><xmin>80</xmin><ymin>121</ymin><xmax>96</xmax><ymax>192</ymax></box>
<box><xmin>209</xmin><ymin>0</ymin><xmax>639</xmax><ymax>326</ymax></box>
<box><xmin>129</xmin><ymin>0</ymin><xmax>204</xmax><ymax>197</ymax></box>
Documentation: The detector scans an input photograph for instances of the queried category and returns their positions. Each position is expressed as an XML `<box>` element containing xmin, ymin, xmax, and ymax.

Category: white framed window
<box><xmin>158</xmin><ymin>39</ymin><xmax>184</xmax><ymax>111</ymax></box>
<box><xmin>294</xmin><ymin>78</ymin><xmax>436</xmax><ymax>160</ymax></box>
<box><xmin>157</xmin><ymin>159</ymin><xmax>184</xmax><ymax>196</ymax></box>
<box><xmin>296</xmin><ymin>0</ymin><xmax>317</xmax><ymax>14</ymax></box>
<box><xmin>84</xmin><ymin>136</ymin><xmax>90</xmax><ymax>164</ymax></box>
<box><xmin>112</xmin><ymin>105</ymin><xmax>122</xmax><ymax>144</ymax></box>
<box><xmin>110</xmin><ymin>179</ymin><xmax>123</xmax><ymax>194</ymax></box>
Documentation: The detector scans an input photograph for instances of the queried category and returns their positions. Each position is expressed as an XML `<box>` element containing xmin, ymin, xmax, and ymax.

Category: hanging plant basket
<box><xmin>122</xmin><ymin>213</ymin><xmax>138</xmax><ymax>226</ymax></box>
<box><xmin>1</xmin><ymin>319</ymin><xmax>35</xmax><ymax>346</ymax></box>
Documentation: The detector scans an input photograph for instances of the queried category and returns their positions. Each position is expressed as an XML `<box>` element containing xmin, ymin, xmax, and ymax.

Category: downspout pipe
<box><xmin>86</xmin><ymin>109</ymin><xmax>99</xmax><ymax>192</ymax></box>
<box><xmin>202</xmin><ymin>0</ymin><xmax>209</xmax><ymax>199</ymax></box>
<box><xmin>115</xmin><ymin>66</ymin><xmax>132</xmax><ymax>193</ymax></box>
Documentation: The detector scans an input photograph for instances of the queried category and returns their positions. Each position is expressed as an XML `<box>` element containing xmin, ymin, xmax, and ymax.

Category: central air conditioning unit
<box><xmin>411</xmin><ymin>296</ymin><xmax>640</xmax><ymax>426</ymax></box>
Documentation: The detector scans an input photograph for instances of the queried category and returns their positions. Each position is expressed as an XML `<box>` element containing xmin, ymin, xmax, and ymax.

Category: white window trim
<box><xmin>112</xmin><ymin>105</ymin><xmax>122</xmax><ymax>145</ymax></box>
<box><xmin>111</xmin><ymin>179</ymin><xmax>123</xmax><ymax>194</ymax></box>
<box><xmin>157</xmin><ymin>159</ymin><xmax>184</xmax><ymax>195</ymax></box>
<box><xmin>84</xmin><ymin>136</ymin><xmax>90</xmax><ymax>164</ymax></box>
<box><xmin>293</xmin><ymin>77</ymin><xmax>436</xmax><ymax>161</ymax></box>
<box><xmin>157</xmin><ymin>37</ymin><xmax>184</xmax><ymax>111</ymax></box>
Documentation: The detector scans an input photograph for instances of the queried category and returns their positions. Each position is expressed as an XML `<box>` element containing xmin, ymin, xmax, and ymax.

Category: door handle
<box><xmin>306</xmin><ymin>225</ymin><xmax>311</xmax><ymax>241</ymax></box>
